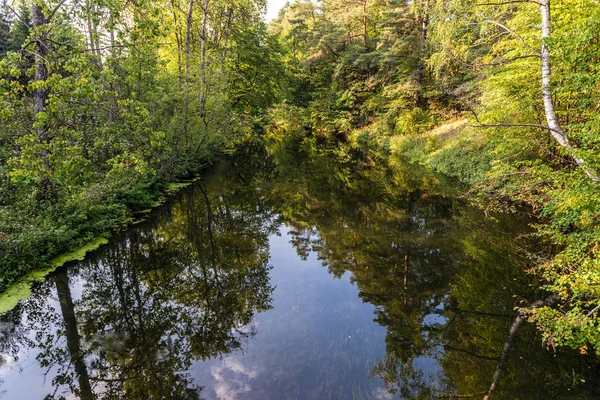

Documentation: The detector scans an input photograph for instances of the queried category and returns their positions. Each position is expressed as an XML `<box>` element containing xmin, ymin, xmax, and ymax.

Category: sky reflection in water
<box><xmin>1</xmin><ymin>149</ymin><xmax>599</xmax><ymax>399</ymax></box>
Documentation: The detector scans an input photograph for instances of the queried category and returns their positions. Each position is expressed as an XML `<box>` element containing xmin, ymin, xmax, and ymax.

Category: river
<box><xmin>1</xmin><ymin>145</ymin><xmax>599</xmax><ymax>399</ymax></box>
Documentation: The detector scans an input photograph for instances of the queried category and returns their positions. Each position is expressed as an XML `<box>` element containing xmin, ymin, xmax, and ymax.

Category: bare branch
<box><xmin>586</xmin><ymin>305</ymin><xmax>600</xmax><ymax>318</ymax></box>
<box><xmin>476</xmin><ymin>0</ymin><xmax>540</xmax><ymax>6</ymax></box>
<box><xmin>6</xmin><ymin>3</ymin><xmax>29</xmax><ymax>28</ymax></box>
<box><xmin>467</xmin><ymin>106</ymin><xmax>563</xmax><ymax>135</ymax></box>
<box><xmin>471</xmin><ymin>122</ymin><xmax>558</xmax><ymax>132</ymax></box>
<box><xmin>479</xmin><ymin>54</ymin><xmax>539</xmax><ymax>66</ymax></box>
<box><xmin>476</xmin><ymin>20</ymin><xmax>540</xmax><ymax>57</ymax></box>
<box><xmin>48</xmin><ymin>0</ymin><xmax>69</xmax><ymax>21</ymax></box>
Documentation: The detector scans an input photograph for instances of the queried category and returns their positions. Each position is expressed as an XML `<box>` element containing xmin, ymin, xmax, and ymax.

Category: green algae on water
<box><xmin>0</xmin><ymin>282</ymin><xmax>34</xmax><ymax>316</ymax></box>
<box><xmin>49</xmin><ymin>237</ymin><xmax>109</xmax><ymax>268</ymax></box>
<box><xmin>0</xmin><ymin>237</ymin><xmax>109</xmax><ymax>315</ymax></box>
<box><xmin>0</xmin><ymin>178</ymin><xmax>198</xmax><ymax>315</ymax></box>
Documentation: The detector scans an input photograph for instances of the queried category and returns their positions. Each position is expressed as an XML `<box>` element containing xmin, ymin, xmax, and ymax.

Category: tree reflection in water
<box><xmin>260</xmin><ymin>140</ymin><xmax>600</xmax><ymax>399</ymax></box>
<box><xmin>1</xmin><ymin>146</ymin><xmax>599</xmax><ymax>399</ymax></box>
<box><xmin>0</xmin><ymin>164</ymin><xmax>277</xmax><ymax>399</ymax></box>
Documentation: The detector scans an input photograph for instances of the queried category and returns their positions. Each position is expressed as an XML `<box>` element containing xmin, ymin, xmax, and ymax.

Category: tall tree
<box><xmin>32</xmin><ymin>1</ymin><xmax>53</xmax><ymax>199</ymax></box>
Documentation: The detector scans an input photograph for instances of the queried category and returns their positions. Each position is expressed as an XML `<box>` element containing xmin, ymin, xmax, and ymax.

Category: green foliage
<box><xmin>2</xmin><ymin>0</ymin><xmax>600</xmax><ymax>365</ymax></box>
<box><xmin>270</xmin><ymin>0</ymin><xmax>433</xmax><ymax>139</ymax></box>
<box><xmin>0</xmin><ymin>0</ymin><xmax>282</xmax><ymax>292</ymax></box>
<box><xmin>270</xmin><ymin>0</ymin><xmax>600</xmax><ymax>358</ymax></box>
<box><xmin>429</xmin><ymin>0</ymin><xmax>600</xmax><ymax>354</ymax></box>
<box><xmin>390</xmin><ymin>120</ymin><xmax>494</xmax><ymax>185</ymax></box>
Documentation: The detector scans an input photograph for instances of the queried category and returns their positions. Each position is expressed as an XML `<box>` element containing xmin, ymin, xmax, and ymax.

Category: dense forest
<box><xmin>0</xmin><ymin>0</ymin><xmax>282</xmax><ymax>287</ymax></box>
<box><xmin>0</xmin><ymin>0</ymin><xmax>599</xmax><ymax>373</ymax></box>
<box><xmin>265</xmin><ymin>0</ymin><xmax>600</xmax><ymax>357</ymax></box>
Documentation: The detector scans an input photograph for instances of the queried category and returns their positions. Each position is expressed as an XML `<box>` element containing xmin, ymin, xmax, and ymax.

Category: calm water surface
<box><xmin>1</xmin><ymin>148</ymin><xmax>599</xmax><ymax>399</ymax></box>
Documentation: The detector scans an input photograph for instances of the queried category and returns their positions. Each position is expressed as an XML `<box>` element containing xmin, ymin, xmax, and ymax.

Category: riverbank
<box><xmin>384</xmin><ymin>117</ymin><xmax>600</xmax><ymax>355</ymax></box>
<box><xmin>0</xmin><ymin>155</ymin><xmax>214</xmax><ymax>303</ymax></box>
<box><xmin>2</xmin><ymin>144</ymin><xmax>598</xmax><ymax>399</ymax></box>
<box><xmin>0</xmin><ymin>175</ymin><xmax>209</xmax><ymax>314</ymax></box>
<box><xmin>389</xmin><ymin>117</ymin><xmax>493</xmax><ymax>186</ymax></box>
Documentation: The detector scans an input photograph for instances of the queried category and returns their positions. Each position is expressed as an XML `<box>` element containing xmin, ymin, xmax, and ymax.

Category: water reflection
<box><xmin>0</xmin><ymin>166</ymin><xmax>277</xmax><ymax>399</ymax></box>
<box><xmin>0</xmin><ymin>144</ymin><xmax>599</xmax><ymax>399</ymax></box>
<box><xmin>261</xmin><ymin>142</ymin><xmax>600</xmax><ymax>398</ymax></box>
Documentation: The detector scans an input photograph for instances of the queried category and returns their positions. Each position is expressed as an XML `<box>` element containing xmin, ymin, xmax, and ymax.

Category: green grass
<box><xmin>390</xmin><ymin>118</ymin><xmax>494</xmax><ymax>185</ymax></box>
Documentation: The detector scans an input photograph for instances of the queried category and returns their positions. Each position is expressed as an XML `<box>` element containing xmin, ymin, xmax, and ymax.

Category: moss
<box><xmin>0</xmin><ymin>280</ymin><xmax>35</xmax><ymax>315</ymax></box>
<box><xmin>0</xmin><ymin>237</ymin><xmax>108</xmax><ymax>315</ymax></box>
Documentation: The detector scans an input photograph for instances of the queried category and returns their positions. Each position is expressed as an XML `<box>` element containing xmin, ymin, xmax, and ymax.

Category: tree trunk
<box><xmin>199</xmin><ymin>0</ymin><xmax>210</xmax><ymax>119</ymax></box>
<box><xmin>170</xmin><ymin>0</ymin><xmax>183</xmax><ymax>80</ymax></box>
<box><xmin>92</xmin><ymin>3</ymin><xmax>102</xmax><ymax>66</ymax></box>
<box><xmin>483</xmin><ymin>294</ymin><xmax>560</xmax><ymax>399</ymax></box>
<box><xmin>221</xmin><ymin>7</ymin><xmax>233</xmax><ymax>72</ymax></box>
<box><xmin>539</xmin><ymin>0</ymin><xmax>598</xmax><ymax>182</ymax></box>
<box><xmin>32</xmin><ymin>4</ymin><xmax>53</xmax><ymax>200</ymax></box>
<box><xmin>108</xmin><ymin>9</ymin><xmax>119</xmax><ymax>123</ymax></box>
<box><xmin>183</xmin><ymin>0</ymin><xmax>193</xmax><ymax>146</ymax></box>
<box><xmin>362</xmin><ymin>0</ymin><xmax>368</xmax><ymax>49</ymax></box>
<box><xmin>85</xmin><ymin>0</ymin><xmax>95</xmax><ymax>53</ymax></box>
<box><xmin>109</xmin><ymin>10</ymin><xmax>116</xmax><ymax>57</ymax></box>
<box><xmin>413</xmin><ymin>0</ymin><xmax>429</xmax><ymax>108</ymax></box>
<box><xmin>85</xmin><ymin>0</ymin><xmax>102</xmax><ymax>69</ymax></box>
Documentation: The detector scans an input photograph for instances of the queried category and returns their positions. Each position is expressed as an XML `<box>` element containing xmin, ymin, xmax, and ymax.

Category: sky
<box><xmin>266</xmin><ymin>0</ymin><xmax>288</xmax><ymax>21</ymax></box>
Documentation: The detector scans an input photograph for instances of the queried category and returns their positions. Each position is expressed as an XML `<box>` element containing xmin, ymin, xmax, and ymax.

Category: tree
<box><xmin>0</xmin><ymin>0</ymin><xmax>280</xmax><ymax>291</ymax></box>
<box><xmin>7</xmin><ymin>2</ymin><xmax>31</xmax><ymax>51</ymax></box>
<box><xmin>32</xmin><ymin>1</ymin><xmax>53</xmax><ymax>199</ymax></box>
<box><xmin>0</xmin><ymin>2</ymin><xmax>10</xmax><ymax>56</ymax></box>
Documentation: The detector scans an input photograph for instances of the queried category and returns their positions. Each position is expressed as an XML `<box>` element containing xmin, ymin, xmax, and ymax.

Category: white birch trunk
<box><xmin>540</xmin><ymin>0</ymin><xmax>598</xmax><ymax>181</ymax></box>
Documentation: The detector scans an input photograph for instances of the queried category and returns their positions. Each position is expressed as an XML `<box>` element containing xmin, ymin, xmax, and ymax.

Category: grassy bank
<box><xmin>386</xmin><ymin>117</ymin><xmax>600</xmax><ymax>354</ymax></box>
<box><xmin>389</xmin><ymin>118</ymin><xmax>494</xmax><ymax>185</ymax></box>
<box><xmin>0</xmin><ymin>172</ymin><xmax>205</xmax><ymax>314</ymax></box>
<box><xmin>0</xmin><ymin>152</ymin><xmax>215</xmax><ymax>295</ymax></box>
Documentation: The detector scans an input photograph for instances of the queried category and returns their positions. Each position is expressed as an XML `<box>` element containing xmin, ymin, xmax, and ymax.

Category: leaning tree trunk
<box><xmin>32</xmin><ymin>3</ymin><xmax>54</xmax><ymax>200</ymax></box>
<box><xmin>539</xmin><ymin>0</ymin><xmax>599</xmax><ymax>182</ymax></box>
<box><xmin>55</xmin><ymin>270</ymin><xmax>94</xmax><ymax>400</ymax></box>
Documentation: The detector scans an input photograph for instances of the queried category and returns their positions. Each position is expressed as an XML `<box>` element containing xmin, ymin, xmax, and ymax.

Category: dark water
<box><xmin>1</xmin><ymin>146</ymin><xmax>599</xmax><ymax>400</ymax></box>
